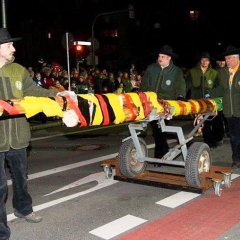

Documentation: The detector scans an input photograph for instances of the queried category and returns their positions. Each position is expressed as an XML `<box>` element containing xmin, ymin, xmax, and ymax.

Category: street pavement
<box><xmin>5</xmin><ymin>117</ymin><xmax>240</xmax><ymax>240</ymax></box>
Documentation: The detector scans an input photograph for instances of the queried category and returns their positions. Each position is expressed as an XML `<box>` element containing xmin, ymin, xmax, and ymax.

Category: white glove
<box><xmin>57</xmin><ymin>91</ymin><xmax>78</xmax><ymax>102</ymax></box>
<box><xmin>62</xmin><ymin>109</ymin><xmax>79</xmax><ymax>127</ymax></box>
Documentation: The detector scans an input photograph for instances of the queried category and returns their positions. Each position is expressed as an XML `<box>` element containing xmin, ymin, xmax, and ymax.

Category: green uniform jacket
<box><xmin>185</xmin><ymin>63</ymin><xmax>221</xmax><ymax>99</ymax></box>
<box><xmin>122</xmin><ymin>78</ymin><xmax>132</xmax><ymax>93</ymax></box>
<box><xmin>218</xmin><ymin>65</ymin><xmax>240</xmax><ymax>117</ymax></box>
<box><xmin>0</xmin><ymin>59</ymin><xmax>58</xmax><ymax>151</ymax></box>
<box><xmin>139</xmin><ymin>61</ymin><xmax>186</xmax><ymax>100</ymax></box>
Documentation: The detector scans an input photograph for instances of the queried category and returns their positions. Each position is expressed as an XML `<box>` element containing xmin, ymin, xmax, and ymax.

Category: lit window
<box><xmin>189</xmin><ymin>10</ymin><xmax>200</xmax><ymax>21</ymax></box>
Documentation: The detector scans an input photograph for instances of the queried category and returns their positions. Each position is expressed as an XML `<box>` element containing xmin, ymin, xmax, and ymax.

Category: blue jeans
<box><xmin>0</xmin><ymin>148</ymin><xmax>33</xmax><ymax>240</ymax></box>
<box><xmin>227</xmin><ymin>116</ymin><xmax>240</xmax><ymax>163</ymax></box>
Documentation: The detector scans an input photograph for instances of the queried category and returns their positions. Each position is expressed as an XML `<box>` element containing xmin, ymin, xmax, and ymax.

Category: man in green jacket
<box><xmin>0</xmin><ymin>28</ymin><xmax>75</xmax><ymax>240</ymax></box>
<box><xmin>217</xmin><ymin>46</ymin><xmax>240</xmax><ymax>169</ymax></box>
<box><xmin>139</xmin><ymin>45</ymin><xmax>186</xmax><ymax>160</ymax></box>
<box><xmin>185</xmin><ymin>52</ymin><xmax>224</xmax><ymax>149</ymax></box>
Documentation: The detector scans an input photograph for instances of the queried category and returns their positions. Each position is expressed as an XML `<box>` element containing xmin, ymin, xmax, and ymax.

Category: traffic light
<box><xmin>75</xmin><ymin>44</ymin><xmax>83</xmax><ymax>62</ymax></box>
<box><xmin>128</xmin><ymin>4</ymin><xmax>135</xmax><ymax>19</ymax></box>
<box><xmin>73</xmin><ymin>41</ymin><xmax>91</xmax><ymax>64</ymax></box>
<box><xmin>75</xmin><ymin>44</ymin><xmax>83</xmax><ymax>52</ymax></box>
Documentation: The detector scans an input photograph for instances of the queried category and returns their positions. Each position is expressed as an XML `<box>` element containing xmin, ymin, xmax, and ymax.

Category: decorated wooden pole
<box><xmin>0</xmin><ymin>92</ymin><xmax>223</xmax><ymax>127</ymax></box>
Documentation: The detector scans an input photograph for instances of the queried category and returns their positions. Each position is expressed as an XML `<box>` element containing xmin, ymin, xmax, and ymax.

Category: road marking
<box><xmin>156</xmin><ymin>191</ymin><xmax>200</xmax><ymax>208</ymax></box>
<box><xmin>6</xmin><ymin>142</ymin><xmax>160</xmax><ymax>186</ymax></box>
<box><xmin>6</xmin><ymin>142</ymin><xmax>156</xmax><ymax>222</ymax></box>
<box><xmin>118</xmin><ymin>177</ymin><xmax>240</xmax><ymax>240</ymax></box>
<box><xmin>43</xmin><ymin>170</ymin><xmax>117</xmax><ymax>196</ymax></box>
<box><xmin>8</xmin><ymin>137</ymin><xmax>237</xmax><ymax>230</ymax></box>
<box><xmin>89</xmin><ymin>214</ymin><xmax>147</xmax><ymax>240</ymax></box>
<box><xmin>155</xmin><ymin>175</ymin><xmax>240</xmax><ymax>208</ymax></box>
<box><xmin>7</xmin><ymin>171</ymin><xmax>118</xmax><ymax>222</ymax></box>
<box><xmin>231</xmin><ymin>173</ymin><xmax>240</xmax><ymax>180</ymax></box>
<box><xmin>7</xmin><ymin>153</ymin><xmax>118</xmax><ymax>186</ymax></box>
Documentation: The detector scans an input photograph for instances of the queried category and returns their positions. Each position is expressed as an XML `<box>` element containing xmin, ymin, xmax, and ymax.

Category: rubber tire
<box><xmin>119</xmin><ymin>137</ymin><xmax>147</xmax><ymax>178</ymax></box>
<box><xmin>224</xmin><ymin>174</ymin><xmax>231</xmax><ymax>188</ymax></box>
<box><xmin>104</xmin><ymin>166</ymin><xmax>113</xmax><ymax>179</ymax></box>
<box><xmin>185</xmin><ymin>142</ymin><xmax>211</xmax><ymax>187</ymax></box>
<box><xmin>214</xmin><ymin>181</ymin><xmax>222</xmax><ymax>196</ymax></box>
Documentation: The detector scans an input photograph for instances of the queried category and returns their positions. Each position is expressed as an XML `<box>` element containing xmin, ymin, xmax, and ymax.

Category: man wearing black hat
<box><xmin>214</xmin><ymin>56</ymin><xmax>229</xmax><ymax>138</ymax></box>
<box><xmin>217</xmin><ymin>45</ymin><xmax>240</xmax><ymax>169</ymax></box>
<box><xmin>185</xmin><ymin>51</ymin><xmax>224</xmax><ymax>150</ymax></box>
<box><xmin>186</xmin><ymin>52</ymin><xmax>221</xmax><ymax>99</ymax></box>
<box><xmin>214</xmin><ymin>57</ymin><xmax>226</xmax><ymax>70</ymax></box>
<box><xmin>0</xmin><ymin>28</ymin><xmax>76</xmax><ymax>240</ymax></box>
<box><xmin>139</xmin><ymin>44</ymin><xmax>186</xmax><ymax>161</ymax></box>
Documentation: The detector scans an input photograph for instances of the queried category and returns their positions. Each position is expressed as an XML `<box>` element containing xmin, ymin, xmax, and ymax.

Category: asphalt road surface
<box><xmin>6</xmin><ymin>119</ymin><xmax>240</xmax><ymax>240</ymax></box>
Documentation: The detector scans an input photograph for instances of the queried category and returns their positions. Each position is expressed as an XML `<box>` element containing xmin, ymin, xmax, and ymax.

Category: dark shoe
<box><xmin>14</xmin><ymin>210</ymin><xmax>42</xmax><ymax>223</ymax></box>
<box><xmin>231</xmin><ymin>162</ymin><xmax>238</xmax><ymax>170</ymax></box>
<box><xmin>153</xmin><ymin>154</ymin><xmax>166</xmax><ymax>167</ymax></box>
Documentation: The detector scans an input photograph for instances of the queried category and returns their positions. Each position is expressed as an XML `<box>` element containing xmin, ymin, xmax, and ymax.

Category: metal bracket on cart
<box><xmin>102</xmin><ymin>107</ymin><xmax>232</xmax><ymax>196</ymax></box>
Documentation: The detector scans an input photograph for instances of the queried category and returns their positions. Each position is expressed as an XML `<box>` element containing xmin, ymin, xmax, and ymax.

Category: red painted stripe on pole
<box><xmin>0</xmin><ymin>99</ymin><xmax>20</xmax><ymax>115</ymax></box>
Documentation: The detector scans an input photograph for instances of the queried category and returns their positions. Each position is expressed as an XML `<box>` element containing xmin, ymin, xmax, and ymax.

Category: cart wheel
<box><xmin>185</xmin><ymin>142</ymin><xmax>211</xmax><ymax>188</ymax></box>
<box><xmin>103</xmin><ymin>165</ymin><xmax>113</xmax><ymax>179</ymax></box>
<box><xmin>118</xmin><ymin>137</ymin><xmax>147</xmax><ymax>178</ymax></box>
<box><xmin>224</xmin><ymin>173</ymin><xmax>232</xmax><ymax>188</ymax></box>
<box><xmin>214</xmin><ymin>181</ymin><xmax>222</xmax><ymax>196</ymax></box>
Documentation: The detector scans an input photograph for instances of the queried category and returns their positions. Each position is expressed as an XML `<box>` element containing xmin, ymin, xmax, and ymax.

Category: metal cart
<box><xmin>102</xmin><ymin>107</ymin><xmax>232</xmax><ymax>196</ymax></box>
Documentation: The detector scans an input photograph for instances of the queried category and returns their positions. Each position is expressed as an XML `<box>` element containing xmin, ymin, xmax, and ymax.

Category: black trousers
<box><xmin>150</xmin><ymin>120</ymin><xmax>169</xmax><ymax>158</ymax></box>
<box><xmin>227</xmin><ymin>116</ymin><xmax>240</xmax><ymax>163</ymax></box>
<box><xmin>219</xmin><ymin>111</ymin><xmax>229</xmax><ymax>136</ymax></box>
<box><xmin>0</xmin><ymin>148</ymin><xmax>33</xmax><ymax>240</ymax></box>
<box><xmin>202</xmin><ymin>112</ymin><xmax>224</xmax><ymax>147</ymax></box>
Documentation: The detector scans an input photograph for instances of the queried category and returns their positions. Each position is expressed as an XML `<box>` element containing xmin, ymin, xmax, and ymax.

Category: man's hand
<box><xmin>62</xmin><ymin>109</ymin><xmax>79</xmax><ymax>127</ymax></box>
<box><xmin>177</xmin><ymin>95</ymin><xmax>188</xmax><ymax>102</ymax></box>
<box><xmin>205</xmin><ymin>93</ymin><xmax>211</xmax><ymax>98</ymax></box>
<box><xmin>57</xmin><ymin>91</ymin><xmax>78</xmax><ymax>102</ymax></box>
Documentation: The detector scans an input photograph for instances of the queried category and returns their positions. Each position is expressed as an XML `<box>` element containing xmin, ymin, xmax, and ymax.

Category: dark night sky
<box><xmin>8</xmin><ymin>0</ymin><xmax>129</xmax><ymax>35</ymax></box>
<box><xmin>1</xmin><ymin>0</ymin><xmax>239</xmax><ymax>68</ymax></box>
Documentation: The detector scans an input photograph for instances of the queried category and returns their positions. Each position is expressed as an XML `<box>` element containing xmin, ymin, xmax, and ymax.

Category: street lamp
<box><xmin>1</xmin><ymin>0</ymin><xmax>7</xmax><ymax>27</ymax></box>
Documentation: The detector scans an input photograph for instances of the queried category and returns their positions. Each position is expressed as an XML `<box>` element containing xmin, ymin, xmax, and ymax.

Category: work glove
<box><xmin>57</xmin><ymin>91</ymin><xmax>78</xmax><ymax>102</ymax></box>
<box><xmin>176</xmin><ymin>95</ymin><xmax>188</xmax><ymax>102</ymax></box>
<box><xmin>62</xmin><ymin>109</ymin><xmax>79</xmax><ymax>127</ymax></box>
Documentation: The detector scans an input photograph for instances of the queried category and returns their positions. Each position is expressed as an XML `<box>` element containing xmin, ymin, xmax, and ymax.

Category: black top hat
<box><xmin>0</xmin><ymin>28</ymin><xmax>22</xmax><ymax>44</ymax></box>
<box><xmin>200</xmin><ymin>51</ymin><xmax>210</xmax><ymax>59</ymax></box>
<box><xmin>159</xmin><ymin>45</ymin><xmax>178</xmax><ymax>59</ymax></box>
<box><xmin>215</xmin><ymin>55</ymin><xmax>225</xmax><ymax>61</ymax></box>
<box><xmin>218</xmin><ymin>45</ymin><xmax>240</xmax><ymax>58</ymax></box>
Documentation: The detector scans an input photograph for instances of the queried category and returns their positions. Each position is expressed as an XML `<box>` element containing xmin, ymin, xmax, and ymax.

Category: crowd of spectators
<box><xmin>27</xmin><ymin>61</ymin><xmax>144</xmax><ymax>123</ymax></box>
<box><xmin>27</xmin><ymin>61</ymin><xmax>144</xmax><ymax>95</ymax></box>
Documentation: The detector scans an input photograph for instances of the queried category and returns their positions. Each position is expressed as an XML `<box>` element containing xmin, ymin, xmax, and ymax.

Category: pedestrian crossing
<box><xmin>89</xmin><ymin>215</ymin><xmax>147</xmax><ymax>240</ymax></box>
<box><xmin>88</xmin><ymin>173</ymin><xmax>240</xmax><ymax>239</ymax></box>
